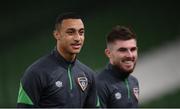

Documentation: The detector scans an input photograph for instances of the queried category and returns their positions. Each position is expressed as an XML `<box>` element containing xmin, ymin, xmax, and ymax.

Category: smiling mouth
<box><xmin>123</xmin><ymin>60</ymin><xmax>133</xmax><ymax>64</ymax></box>
<box><xmin>71</xmin><ymin>43</ymin><xmax>81</xmax><ymax>49</ymax></box>
<box><xmin>122</xmin><ymin>60</ymin><xmax>134</xmax><ymax>66</ymax></box>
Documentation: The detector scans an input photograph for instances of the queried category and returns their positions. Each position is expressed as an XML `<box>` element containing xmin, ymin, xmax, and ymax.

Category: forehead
<box><xmin>60</xmin><ymin>19</ymin><xmax>84</xmax><ymax>29</ymax></box>
<box><xmin>113</xmin><ymin>39</ymin><xmax>137</xmax><ymax>48</ymax></box>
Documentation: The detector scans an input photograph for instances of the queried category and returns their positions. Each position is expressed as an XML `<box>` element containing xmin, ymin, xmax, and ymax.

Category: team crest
<box><xmin>133</xmin><ymin>87</ymin><xmax>139</xmax><ymax>100</ymax></box>
<box><xmin>77</xmin><ymin>77</ymin><xmax>88</xmax><ymax>91</ymax></box>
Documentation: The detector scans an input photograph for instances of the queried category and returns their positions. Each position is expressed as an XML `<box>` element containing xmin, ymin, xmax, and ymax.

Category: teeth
<box><xmin>123</xmin><ymin>61</ymin><xmax>133</xmax><ymax>64</ymax></box>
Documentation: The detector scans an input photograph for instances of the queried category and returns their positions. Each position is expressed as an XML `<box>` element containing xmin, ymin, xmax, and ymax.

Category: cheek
<box><xmin>81</xmin><ymin>36</ymin><xmax>85</xmax><ymax>42</ymax></box>
<box><xmin>133</xmin><ymin>52</ymin><xmax>138</xmax><ymax>58</ymax></box>
<box><xmin>112</xmin><ymin>54</ymin><xmax>122</xmax><ymax>62</ymax></box>
<box><xmin>61</xmin><ymin>37</ymin><xmax>71</xmax><ymax>42</ymax></box>
<box><xmin>59</xmin><ymin>38</ymin><xmax>70</xmax><ymax>46</ymax></box>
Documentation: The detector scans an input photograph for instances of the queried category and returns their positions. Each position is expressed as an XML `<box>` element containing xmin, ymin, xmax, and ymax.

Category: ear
<box><xmin>105</xmin><ymin>48</ymin><xmax>111</xmax><ymax>58</ymax></box>
<box><xmin>53</xmin><ymin>30</ymin><xmax>60</xmax><ymax>40</ymax></box>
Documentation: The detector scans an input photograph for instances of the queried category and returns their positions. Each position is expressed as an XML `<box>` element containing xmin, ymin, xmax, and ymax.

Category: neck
<box><xmin>57</xmin><ymin>46</ymin><xmax>76</xmax><ymax>62</ymax></box>
<box><xmin>111</xmin><ymin>64</ymin><xmax>130</xmax><ymax>79</ymax></box>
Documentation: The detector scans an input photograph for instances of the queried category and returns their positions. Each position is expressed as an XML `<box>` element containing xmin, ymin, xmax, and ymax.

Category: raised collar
<box><xmin>51</xmin><ymin>47</ymin><xmax>76</xmax><ymax>68</ymax></box>
<box><xmin>106</xmin><ymin>63</ymin><xmax>129</xmax><ymax>80</ymax></box>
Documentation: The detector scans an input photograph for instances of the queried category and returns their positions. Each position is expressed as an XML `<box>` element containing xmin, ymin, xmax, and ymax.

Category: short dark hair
<box><xmin>54</xmin><ymin>12</ymin><xmax>82</xmax><ymax>30</ymax></box>
<box><xmin>106</xmin><ymin>25</ymin><xmax>136</xmax><ymax>44</ymax></box>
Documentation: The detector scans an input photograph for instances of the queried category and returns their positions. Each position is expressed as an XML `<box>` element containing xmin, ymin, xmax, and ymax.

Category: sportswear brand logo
<box><xmin>77</xmin><ymin>77</ymin><xmax>88</xmax><ymax>91</ymax></box>
<box><xmin>133</xmin><ymin>87</ymin><xmax>139</xmax><ymax>100</ymax></box>
<box><xmin>55</xmin><ymin>81</ymin><xmax>63</xmax><ymax>88</ymax></box>
<box><xmin>115</xmin><ymin>92</ymin><xmax>121</xmax><ymax>100</ymax></box>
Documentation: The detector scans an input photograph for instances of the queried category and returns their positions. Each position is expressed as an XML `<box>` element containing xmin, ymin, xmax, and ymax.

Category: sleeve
<box><xmin>96</xmin><ymin>79</ymin><xmax>109</xmax><ymax>108</ymax></box>
<box><xmin>83</xmin><ymin>73</ymin><xmax>99</xmax><ymax>108</ymax></box>
<box><xmin>17</xmin><ymin>69</ymin><xmax>43</xmax><ymax>107</ymax></box>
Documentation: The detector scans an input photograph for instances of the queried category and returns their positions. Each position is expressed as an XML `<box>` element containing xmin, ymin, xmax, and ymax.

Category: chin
<box><xmin>114</xmin><ymin>65</ymin><xmax>133</xmax><ymax>74</ymax></box>
<box><xmin>125</xmin><ymin>66</ymin><xmax>136</xmax><ymax>73</ymax></box>
<box><xmin>123</xmin><ymin>64</ymin><xmax>136</xmax><ymax>74</ymax></box>
<box><xmin>72</xmin><ymin>50</ymin><xmax>81</xmax><ymax>54</ymax></box>
<box><xmin>70</xmin><ymin>48</ymin><xmax>80</xmax><ymax>53</ymax></box>
<box><xmin>124</xmin><ymin>69</ymin><xmax>133</xmax><ymax>74</ymax></box>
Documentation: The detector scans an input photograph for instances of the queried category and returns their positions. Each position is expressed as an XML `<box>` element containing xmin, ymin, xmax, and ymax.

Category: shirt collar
<box><xmin>51</xmin><ymin>47</ymin><xmax>76</xmax><ymax>68</ymax></box>
<box><xmin>106</xmin><ymin>63</ymin><xmax>129</xmax><ymax>80</ymax></box>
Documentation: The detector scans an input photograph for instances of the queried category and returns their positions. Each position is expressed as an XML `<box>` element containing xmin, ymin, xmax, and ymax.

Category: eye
<box><xmin>118</xmin><ymin>48</ymin><xmax>127</xmax><ymax>52</ymax></box>
<box><xmin>66</xmin><ymin>28</ymin><xmax>75</xmax><ymax>35</ymax></box>
<box><xmin>66</xmin><ymin>31</ymin><xmax>74</xmax><ymax>34</ymax></box>
<box><xmin>79</xmin><ymin>29</ymin><xmax>84</xmax><ymax>36</ymax></box>
<box><xmin>131</xmin><ymin>47</ymin><xmax>137</xmax><ymax>52</ymax></box>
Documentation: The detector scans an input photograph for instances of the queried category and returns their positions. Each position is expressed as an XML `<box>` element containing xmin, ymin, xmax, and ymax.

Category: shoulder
<box><xmin>128</xmin><ymin>75</ymin><xmax>139</xmax><ymax>87</ymax></box>
<box><xmin>96</xmin><ymin>69</ymin><xmax>111</xmax><ymax>90</ymax></box>
<box><xmin>76</xmin><ymin>60</ymin><xmax>95</xmax><ymax>74</ymax></box>
<box><xmin>129</xmin><ymin>75</ymin><xmax>138</xmax><ymax>82</ymax></box>
<box><xmin>22</xmin><ymin>53</ymin><xmax>58</xmax><ymax>80</ymax></box>
<box><xmin>96</xmin><ymin>69</ymin><xmax>111</xmax><ymax>97</ymax></box>
<box><xmin>96</xmin><ymin>68</ymin><xmax>110</xmax><ymax>81</ymax></box>
<box><xmin>28</xmin><ymin>53</ymin><xmax>59</xmax><ymax>72</ymax></box>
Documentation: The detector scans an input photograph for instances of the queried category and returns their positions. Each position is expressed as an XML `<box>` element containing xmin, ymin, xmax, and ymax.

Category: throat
<box><xmin>57</xmin><ymin>47</ymin><xmax>76</xmax><ymax>62</ymax></box>
<box><xmin>112</xmin><ymin>65</ymin><xmax>130</xmax><ymax>79</ymax></box>
<box><xmin>62</xmin><ymin>53</ymin><xmax>76</xmax><ymax>62</ymax></box>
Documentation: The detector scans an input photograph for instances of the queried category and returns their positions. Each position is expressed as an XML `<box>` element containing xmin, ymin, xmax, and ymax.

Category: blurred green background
<box><xmin>0</xmin><ymin>0</ymin><xmax>180</xmax><ymax>107</ymax></box>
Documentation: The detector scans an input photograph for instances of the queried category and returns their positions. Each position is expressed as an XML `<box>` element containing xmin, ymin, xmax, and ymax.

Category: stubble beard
<box><xmin>116</xmin><ymin>62</ymin><xmax>136</xmax><ymax>74</ymax></box>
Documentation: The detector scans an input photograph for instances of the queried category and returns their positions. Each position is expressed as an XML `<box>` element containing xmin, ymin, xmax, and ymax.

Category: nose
<box><xmin>73</xmin><ymin>32</ymin><xmax>81</xmax><ymax>41</ymax></box>
<box><xmin>126</xmin><ymin>49</ymin><xmax>133</xmax><ymax>58</ymax></box>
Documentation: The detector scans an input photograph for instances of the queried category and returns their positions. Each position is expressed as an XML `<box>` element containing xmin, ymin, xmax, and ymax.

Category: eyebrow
<box><xmin>66</xmin><ymin>28</ymin><xmax>84</xmax><ymax>31</ymax></box>
<box><xmin>79</xmin><ymin>28</ymin><xmax>84</xmax><ymax>31</ymax></box>
<box><xmin>117</xmin><ymin>46</ymin><xmax>137</xmax><ymax>51</ymax></box>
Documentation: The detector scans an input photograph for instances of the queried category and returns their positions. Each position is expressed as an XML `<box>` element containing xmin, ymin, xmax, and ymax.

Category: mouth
<box><xmin>122</xmin><ymin>59</ymin><xmax>134</xmax><ymax>66</ymax></box>
<box><xmin>71</xmin><ymin>43</ymin><xmax>82</xmax><ymax>49</ymax></box>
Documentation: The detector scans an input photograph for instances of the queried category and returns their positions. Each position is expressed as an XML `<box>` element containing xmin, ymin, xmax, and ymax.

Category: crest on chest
<box><xmin>77</xmin><ymin>76</ymin><xmax>88</xmax><ymax>91</ymax></box>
